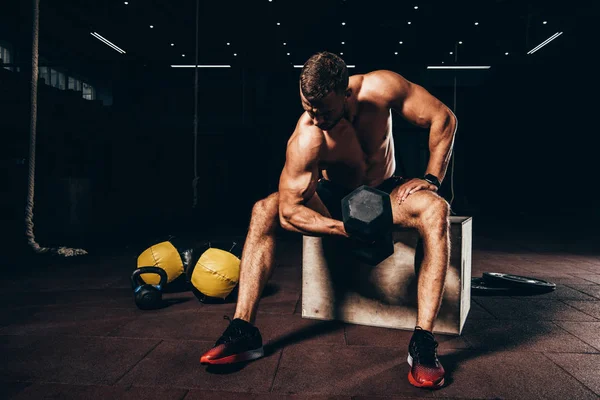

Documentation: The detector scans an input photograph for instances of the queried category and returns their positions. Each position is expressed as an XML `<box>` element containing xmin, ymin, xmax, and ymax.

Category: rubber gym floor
<box><xmin>1</xmin><ymin>215</ymin><xmax>600</xmax><ymax>400</ymax></box>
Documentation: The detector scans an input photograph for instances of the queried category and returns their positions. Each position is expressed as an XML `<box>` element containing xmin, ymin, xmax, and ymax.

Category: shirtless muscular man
<box><xmin>200</xmin><ymin>52</ymin><xmax>457</xmax><ymax>389</ymax></box>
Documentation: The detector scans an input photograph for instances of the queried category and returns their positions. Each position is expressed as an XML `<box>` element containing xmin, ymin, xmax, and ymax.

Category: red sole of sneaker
<box><xmin>407</xmin><ymin>371</ymin><xmax>444</xmax><ymax>389</ymax></box>
<box><xmin>406</xmin><ymin>355</ymin><xmax>444</xmax><ymax>389</ymax></box>
<box><xmin>200</xmin><ymin>347</ymin><xmax>264</xmax><ymax>365</ymax></box>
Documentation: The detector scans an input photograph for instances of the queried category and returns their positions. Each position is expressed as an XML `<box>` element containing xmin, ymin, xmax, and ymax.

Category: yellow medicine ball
<box><xmin>188</xmin><ymin>244</ymin><xmax>241</xmax><ymax>303</ymax></box>
<box><xmin>136</xmin><ymin>241</ymin><xmax>185</xmax><ymax>285</ymax></box>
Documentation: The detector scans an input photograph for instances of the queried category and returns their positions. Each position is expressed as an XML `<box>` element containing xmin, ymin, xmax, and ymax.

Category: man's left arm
<box><xmin>369</xmin><ymin>70</ymin><xmax>458</xmax><ymax>202</ymax></box>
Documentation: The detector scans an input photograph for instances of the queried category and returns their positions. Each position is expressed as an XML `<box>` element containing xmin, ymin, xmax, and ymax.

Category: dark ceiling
<box><xmin>4</xmin><ymin>0</ymin><xmax>596</xmax><ymax>71</ymax></box>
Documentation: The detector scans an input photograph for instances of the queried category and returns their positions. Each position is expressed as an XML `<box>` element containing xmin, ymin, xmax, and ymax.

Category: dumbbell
<box><xmin>341</xmin><ymin>185</ymin><xmax>394</xmax><ymax>265</ymax></box>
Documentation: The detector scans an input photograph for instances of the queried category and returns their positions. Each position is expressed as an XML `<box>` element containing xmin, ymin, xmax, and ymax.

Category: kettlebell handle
<box><xmin>130</xmin><ymin>267</ymin><xmax>168</xmax><ymax>291</ymax></box>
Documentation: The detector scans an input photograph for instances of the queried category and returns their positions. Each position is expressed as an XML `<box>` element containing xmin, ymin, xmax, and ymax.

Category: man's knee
<box><xmin>419</xmin><ymin>195</ymin><xmax>450</xmax><ymax>230</ymax></box>
<box><xmin>251</xmin><ymin>192</ymin><xmax>280</xmax><ymax>230</ymax></box>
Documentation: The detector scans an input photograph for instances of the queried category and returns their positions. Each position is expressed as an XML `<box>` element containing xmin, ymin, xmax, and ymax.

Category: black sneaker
<box><xmin>200</xmin><ymin>315</ymin><xmax>264</xmax><ymax>365</ymax></box>
<box><xmin>407</xmin><ymin>326</ymin><xmax>445</xmax><ymax>389</ymax></box>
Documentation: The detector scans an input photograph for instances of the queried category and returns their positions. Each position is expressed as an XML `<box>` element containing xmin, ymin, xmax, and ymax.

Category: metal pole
<box><xmin>192</xmin><ymin>0</ymin><xmax>200</xmax><ymax>208</ymax></box>
<box><xmin>25</xmin><ymin>0</ymin><xmax>41</xmax><ymax>252</ymax></box>
<box><xmin>453</xmin><ymin>41</ymin><xmax>458</xmax><ymax>112</ymax></box>
<box><xmin>449</xmin><ymin>41</ymin><xmax>458</xmax><ymax>208</ymax></box>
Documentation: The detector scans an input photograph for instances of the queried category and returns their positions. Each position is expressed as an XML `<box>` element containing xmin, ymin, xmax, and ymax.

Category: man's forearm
<box><xmin>281</xmin><ymin>205</ymin><xmax>348</xmax><ymax>237</ymax></box>
<box><xmin>426</xmin><ymin>111</ymin><xmax>457</xmax><ymax>182</ymax></box>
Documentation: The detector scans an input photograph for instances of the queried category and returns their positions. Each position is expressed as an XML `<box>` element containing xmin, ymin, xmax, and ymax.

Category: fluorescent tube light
<box><xmin>171</xmin><ymin>65</ymin><xmax>232</xmax><ymax>68</ymax></box>
<box><xmin>427</xmin><ymin>66</ymin><xmax>490</xmax><ymax>69</ymax></box>
<box><xmin>90</xmin><ymin>32</ymin><xmax>126</xmax><ymax>54</ymax></box>
<box><xmin>527</xmin><ymin>32</ymin><xmax>563</xmax><ymax>54</ymax></box>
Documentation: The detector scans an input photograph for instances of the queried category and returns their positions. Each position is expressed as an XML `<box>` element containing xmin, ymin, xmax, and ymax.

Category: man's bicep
<box><xmin>278</xmin><ymin>144</ymin><xmax>320</xmax><ymax>216</ymax></box>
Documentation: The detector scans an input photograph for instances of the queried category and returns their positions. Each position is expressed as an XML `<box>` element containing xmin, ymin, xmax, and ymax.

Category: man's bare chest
<box><xmin>320</xmin><ymin>109</ymin><xmax>392</xmax><ymax>165</ymax></box>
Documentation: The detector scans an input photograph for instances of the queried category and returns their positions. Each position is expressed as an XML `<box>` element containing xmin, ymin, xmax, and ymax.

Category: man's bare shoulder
<box><xmin>363</xmin><ymin>70</ymin><xmax>410</xmax><ymax>87</ymax></box>
<box><xmin>287</xmin><ymin>116</ymin><xmax>325</xmax><ymax>159</ymax></box>
<box><xmin>358</xmin><ymin>70</ymin><xmax>411</xmax><ymax>103</ymax></box>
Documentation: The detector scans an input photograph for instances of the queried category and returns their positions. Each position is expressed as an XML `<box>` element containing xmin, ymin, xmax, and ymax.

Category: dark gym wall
<box><xmin>1</xmin><ymin>3</ymin><xmax>597</xmax><ymax>253</ymax></box>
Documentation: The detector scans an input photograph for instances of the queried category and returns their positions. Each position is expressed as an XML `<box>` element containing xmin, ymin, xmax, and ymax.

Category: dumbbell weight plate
<box><xmin>482</xmin><ymin>272</ymin><xmax>556</xmax><ymax>293</ymax></box>
<box><xmin>342</xmin><ymin>185</ymin><xmax>394</xmax><ymax>266</ymax></box>
<box><xmin>342</xmin><ymin>185</ymin><xmax>393</xmax><ymax>241</ymax></box>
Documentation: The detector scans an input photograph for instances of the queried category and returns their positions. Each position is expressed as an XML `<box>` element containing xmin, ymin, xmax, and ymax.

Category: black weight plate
<box><xmin>471</xmin><ymin>277</ymin><xmax>515</xmax><ymax>295</ymax></box>
<box><xmin>482</xmin><ymin>272</ymin><xmax>556</xmax><ymax>293</ymax></box>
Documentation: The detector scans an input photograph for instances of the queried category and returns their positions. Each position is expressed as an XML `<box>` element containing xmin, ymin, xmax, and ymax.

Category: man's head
<box><xmin>300</xmin><ymin>52</ymin><xmax>350</xmax><ymax>130</ymax></box>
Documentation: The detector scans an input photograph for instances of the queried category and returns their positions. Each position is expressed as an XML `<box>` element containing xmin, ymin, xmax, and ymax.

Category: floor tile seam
<box><xmin>113</xmin><ymin>339</ymin><xmax>163</xmax><ymax>385</ymax></box>
<box><xmin>578</xmin><ymin>276</ymin><xmax>600</xmax><ymax>284</ymax></box>
<box><xmin>470</xmin><ymin>299</ymin><xmax>500</xmax><ymax>319</ymax></box>
<box><xmin>558</xmin><ymin>284</ymin><xmax>600</xmax><ymax>300</ymax></box>
<box><xmin>268</xmin><ymin>345</ymin><xmax>286</xmax><ymax>392</ymax></box>
<box><xmin>104</xmin><ymin>318</ymin><xmax>136</xmax><ymax>337</ymax></box>
<box><xmin>549</xmin><ymin>321</ymin><xmax>600</xmax><ymax>352</ymax></box>
<box><xmin>557</xmin><ymin>299</ymin><xmax>600</xmax><ymax>321</ymax></box>
<box><xmin>539</xmin><ymin>351</ymin><xmax>600</xmax><ymax>397</ymax></box>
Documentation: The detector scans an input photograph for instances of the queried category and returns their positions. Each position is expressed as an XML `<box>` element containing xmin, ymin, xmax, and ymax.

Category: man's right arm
<box><xmin>278</xmin><ymin>129</ymin><xmax>348</xmax><ymax>237</ymax></box>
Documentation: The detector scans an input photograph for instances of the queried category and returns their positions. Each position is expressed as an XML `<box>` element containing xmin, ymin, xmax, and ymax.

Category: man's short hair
<box><xmin>300</xmin><ymin>52</ymin><xmax>348</xmax><ymax>102</ymax></box>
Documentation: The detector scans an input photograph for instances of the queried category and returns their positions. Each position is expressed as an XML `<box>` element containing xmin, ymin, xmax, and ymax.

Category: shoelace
<box><xmin>413</xmin><ymin>334</ymin><xmax>439</xmax><ymax>366</ymax></box>
<box><xmin>219</xmin><ymin>315</ymin><xmax>246</xmax><ymax>344</ymax></box>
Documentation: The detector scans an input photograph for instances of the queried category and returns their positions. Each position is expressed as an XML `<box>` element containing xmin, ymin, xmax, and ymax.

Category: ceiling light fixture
<box><xmin>90</xmin><ymin>32</ymin><xmax>126</xmax><ymax>53</ymax></box>
<box><xmin>342</xmin><ymin>22</ymin><xmax>346</xmax><ymax>25</ymax></box>
<box><xmin>407</xmin><ymin>21</ymin><xmax>412</xmax><ymax>24</ymax></box>
<box><xmin>459</xmin><ymin>41</ymin><xmax>463</xmax><ymax>44</ymax></box>
<box><xmin>474</xmin><ymin>22</ymin><xmax>479</xmax><ymax>25</ymax></box>
<box><xmin>414</xmin><ymin>5</ymin><xmax>418</xmax><ymax>9</ymax></box>
<box><xmin>427</xmin><ymin>65</ymin><xmax>491</xmax><ymax>69</ymax></box>
<box><xmin>527</xmin><ymin>31</ymin><xmax>563</xmax><ymax>54</ymax></box>
<box><xmin>150</xmin><ymin>25</ymin><xmax>154</xmax><ymax>28</ymax></box>
<box><xmin>399</xmin><ymin>41</ymin><xmax>403</xmax><ymax>44</ymax></box>
<box><xmin>543</xmin><ymin>21</ymin><xmax>547</xmax><ymax>24</ymax></box>
<box><xmin>171</xmin><ymin>65</ymin><xmax>232</xmax><ymax>68</ymax></box>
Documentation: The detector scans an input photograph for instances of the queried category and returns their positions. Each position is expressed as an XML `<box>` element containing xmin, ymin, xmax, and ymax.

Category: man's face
<box><xmin>300</xmin><ymin>90</ymin><xmax>346</xmax><ymax>131</ymax></box>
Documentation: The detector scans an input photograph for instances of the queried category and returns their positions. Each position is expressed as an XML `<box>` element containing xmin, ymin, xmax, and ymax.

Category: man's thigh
<box><xmin>370</xmin><ymin>176</ymin><xmax>448</xmax><ymax>228</ymax></box>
